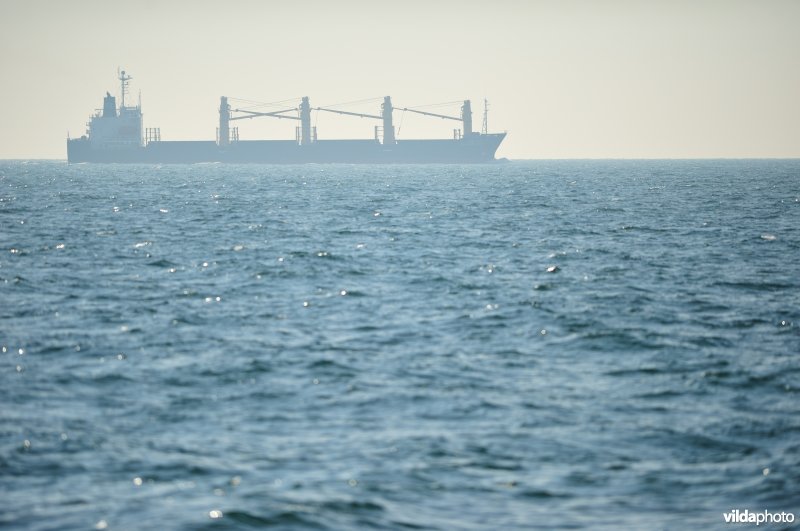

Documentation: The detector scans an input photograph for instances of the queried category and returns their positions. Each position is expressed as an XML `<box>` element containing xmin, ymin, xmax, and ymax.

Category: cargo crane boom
<box><xmin>218</xmin><ymin>95</ymin><xmax>473</xmax><ymax>147</ymax></box>
<box><xmin>400</xmin><ymin>100</ymin><xmax>473</xmax><ymax>136</ymax></box>
<box><xmin>229</xmin><ymin>108</ymin><xmax>299</xmax><ymax>121</ymax></box>
<box><xmin>220</xmin><ymin>96</ymin><xmax>313</xmax><ymax>146</ymax></box>
<box><xmin>316</xmin><ymin>108</ymin><xmax>382</xmax><ymax>120</ymax></box>
<box><xmin>315</xmin><ymin>96</ymin><xmax>396</xmax><ymax>144</ymax></box>
<box><xmin>398</xmin><ymin>108</ymin><xmax>460</xmax><ymax>121</ymax></box>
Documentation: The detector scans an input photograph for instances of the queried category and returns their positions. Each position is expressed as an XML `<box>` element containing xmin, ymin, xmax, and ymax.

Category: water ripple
<box><xmin>1</xmin><ymin>160</ymin><xmax>799</xmax><ymax>529</ymax></box>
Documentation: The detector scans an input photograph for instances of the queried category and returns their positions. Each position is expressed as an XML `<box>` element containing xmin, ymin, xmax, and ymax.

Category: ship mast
<box><xmin>119</xmin><ymin>69</ymin><xmax>132</xmax><ymax>108</ymax></box>
<box><xmin>482</xmin><ymin>98</ymin><xmax>489</xmax><ymax>135</ymax></box>
<box><xmin>299</xmin><ymin>97</ymin><xmax>312</xmax><ymax>146</ymax></box>
<box><xmin>461</xmin><ymin>100</ymin><xmax>473</xmax><ymax>136</ymax></box>
<box><xmin>219</xmin><ymin>96</ymin><xmax>230</xmax><ymax>147</ymax></box>
<box><xmin>382</xmin><ymin>96</ymin><xmax>395</xmax><ymax>144</ymax></box>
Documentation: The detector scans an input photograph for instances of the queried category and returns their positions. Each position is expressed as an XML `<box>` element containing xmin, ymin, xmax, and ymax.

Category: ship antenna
<box><xmin>119</xmin><ymin>69</ymin><xmax>133</xmax><ymax>108</ymax></box>
<box><xmin>482</xmin><ymin>98</ymin><xmax>489</xmax><ymax>135</ymax></box>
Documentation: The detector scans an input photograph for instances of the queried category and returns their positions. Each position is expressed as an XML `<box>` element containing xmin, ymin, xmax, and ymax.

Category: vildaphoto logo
<box><xmin>723</xmin><ymin>509</ymin><xmax>795</xmax><ymax>525</ymax></box>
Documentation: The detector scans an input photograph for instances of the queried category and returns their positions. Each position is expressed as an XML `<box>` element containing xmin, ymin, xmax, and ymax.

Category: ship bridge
<box><xmin>83</xmin><ymin>70</ymin><xmax>143</xmax><ymax>149</ymax></box>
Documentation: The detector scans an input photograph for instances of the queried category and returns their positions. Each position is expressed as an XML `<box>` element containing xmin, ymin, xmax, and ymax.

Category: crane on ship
<box><xmin>217</xmin><ymin>95</ymin><xmax>481</xmax><ymax>146</ymax></box>
<box><xmin>315</xmin><ymin>96</ymin><xmax>396</xmax><ymax>144</ymax></box>
<box><xmin>316</xmin><ymin>99</ymin><xmax>475</xmax><ymax>142</ymax></box>
<box><xmin>218</xmin><ymin>96</ymin><xmax>313</xmax><ymax>146</ymax></box>
<box><xmin>395</xmin><ymin>101</ymin><xmax>473</xmax><ymax>140</ymax></box>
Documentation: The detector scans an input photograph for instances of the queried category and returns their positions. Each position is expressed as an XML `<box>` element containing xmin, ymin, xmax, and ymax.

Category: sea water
<box><xmin>1</xmin><ymin>160</ymin><xmax>798</xmax><ymax>530</ymax></box>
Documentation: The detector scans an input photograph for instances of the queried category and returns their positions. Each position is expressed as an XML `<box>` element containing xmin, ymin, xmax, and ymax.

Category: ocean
<box><xmin>1</xmin><ymin>160</ymin><xmax>798</xmax><ymax>530</ymax></box>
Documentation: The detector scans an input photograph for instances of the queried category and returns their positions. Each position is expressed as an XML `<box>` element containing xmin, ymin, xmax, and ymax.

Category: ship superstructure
<box><xmin>67</xmin><ymin>71</ymin><xmax>506</xmax><ymax>163</ymax></box>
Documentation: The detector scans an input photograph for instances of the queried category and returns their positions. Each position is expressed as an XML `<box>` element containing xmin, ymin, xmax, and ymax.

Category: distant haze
<box><xmin>1</xmin><ymin>0</ymin><xmax>798</xmax><ymax>159</ymax></box>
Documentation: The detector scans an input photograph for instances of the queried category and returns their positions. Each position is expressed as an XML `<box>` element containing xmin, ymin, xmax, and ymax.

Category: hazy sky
<box><xmin>1</xmin><ymin>0</ymin><xmax>798</xmax><ymax>159</ymax></box>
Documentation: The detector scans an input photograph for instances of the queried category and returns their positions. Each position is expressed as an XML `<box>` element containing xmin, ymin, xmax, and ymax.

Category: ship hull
<box><xmin>67</xmin><ymin>134</ymin><xmax>506</xmax><ymax>164</ymax></box>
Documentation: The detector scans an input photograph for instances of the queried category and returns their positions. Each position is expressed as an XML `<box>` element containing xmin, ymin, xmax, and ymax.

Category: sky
<box><xmin>0</xmin><ymin>0</ymin><xmax>798</xmax><ymax>159</ymax></box>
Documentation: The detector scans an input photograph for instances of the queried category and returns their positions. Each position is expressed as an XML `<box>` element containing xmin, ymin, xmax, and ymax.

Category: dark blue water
<box><xmin>2</xmin><ymin>160</ymin><xmax>799</xmax><ymax>530</ymax></box>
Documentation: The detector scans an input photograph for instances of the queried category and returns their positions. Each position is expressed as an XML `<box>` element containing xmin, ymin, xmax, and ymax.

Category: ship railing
<box><xmin>295</xmin><ymin>126</ymin><xmax>317</xmax><ymax>144</ymax></box>
<box><xmin>145</xmin><ymin>128</ymin><xmax>161</xmax><ymax>145</ymax></box>
<box><xmin>216</xmin><ymin>127</ymin><xmax>240</xmax><ymax>145</ymax></box>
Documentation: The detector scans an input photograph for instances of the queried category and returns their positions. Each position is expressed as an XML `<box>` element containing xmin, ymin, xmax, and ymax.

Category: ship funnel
<box><xmin>103</xmin><ymin>92</ymin><xmax>117</xmax><ymax>118</ymax></box>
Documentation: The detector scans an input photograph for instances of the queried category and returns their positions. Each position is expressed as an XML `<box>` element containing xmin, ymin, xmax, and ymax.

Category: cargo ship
<box><xmin>67</xmin><ymin>71</ymin><xmax>507</xmax><ymax>164</ymax></box>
